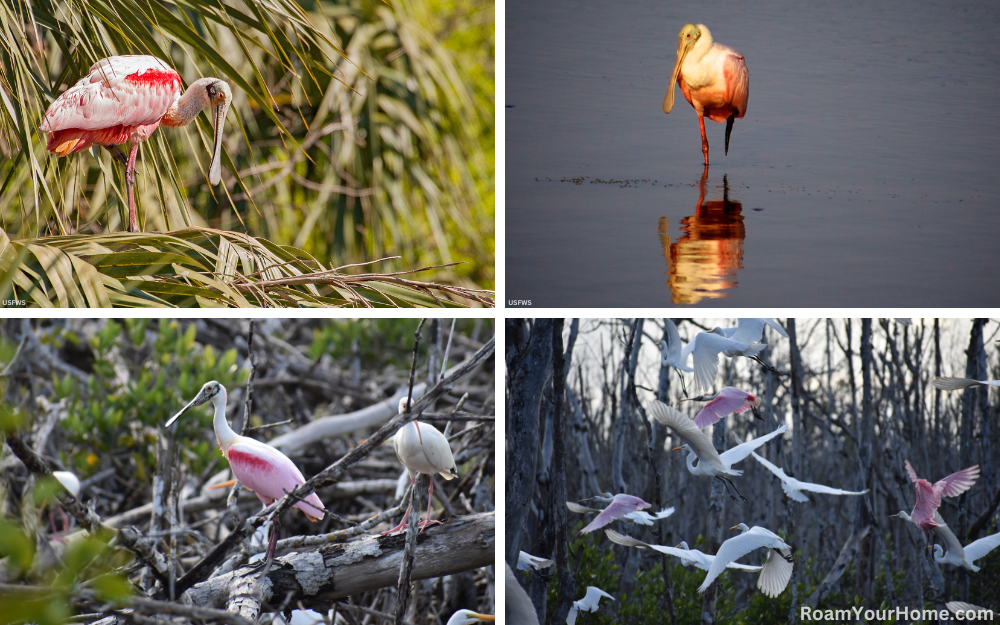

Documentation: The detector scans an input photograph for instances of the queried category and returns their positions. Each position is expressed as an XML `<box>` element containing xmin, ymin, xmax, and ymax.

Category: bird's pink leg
<box><xmin>698</xmin><ymin>115</ymin><xmax>710</xmax><ymax>166</ymax></box>
<box><xmin>418</xmin><ymin>475</ymin><xmax>443</xmax><ymax>532</ymax></box>
<box><xmin>125</xmin><ymin>142</ymin><xmax>140</xmax><ymax>233</ymax></box>
<box><xmin>382</xmin><ymin>475</ymin><xmax>418</xmax><ymax>534</ymax></box>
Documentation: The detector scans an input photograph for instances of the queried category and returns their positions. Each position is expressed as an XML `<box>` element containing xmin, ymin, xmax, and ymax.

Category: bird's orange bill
<box><xmin>671</xmin><ymin>446</ymin><xmax>685</xmax><ymax>452</ymax></box>
<box><xmin>207</xmin><ymin>479</ymin><xmax>238</xmax><ymax>490</ymax></box>
<box><xmin>470</xmin><ymin>615</ymin><xmax>494</xmax><ymax>622</ymax></box>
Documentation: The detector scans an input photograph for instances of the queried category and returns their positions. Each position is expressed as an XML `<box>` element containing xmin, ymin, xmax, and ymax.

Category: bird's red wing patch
<box><xmin>227</xmin><ymin>448</ymin><xmax>274</xmax><ymax>472</ymax></box>
<box><xmin>125</xmin><ymin>69</ymin><xmax>181</xmax><ymax>91</ymax></box>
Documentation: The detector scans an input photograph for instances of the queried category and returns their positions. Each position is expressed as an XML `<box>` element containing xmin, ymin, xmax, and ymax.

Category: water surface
<box><xmin>506</xmin><ymin>0</ymin><xmax>1000</xmax><ymax>307</ymax></box>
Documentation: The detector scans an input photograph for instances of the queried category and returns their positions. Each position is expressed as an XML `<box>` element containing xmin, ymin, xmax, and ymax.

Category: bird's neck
<box><xmin>161</xmin><ymin>86</ymin><xmax>207</xmax><ymax>128</ymax></box>
<box><xmin>212</xmin><ymin>392</ymin><xmax>239</xmax><ymax>452</ymax></box>
<box><xmin>685</xmin><ymin>451</ymin><xmax>701</xmax><ymax>475</ymax></box>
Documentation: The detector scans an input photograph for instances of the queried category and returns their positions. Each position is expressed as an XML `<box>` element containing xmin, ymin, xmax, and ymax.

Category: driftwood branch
<box><xmin>88</xmin><ymin>512</ymin><xmax>493</xmax><ymax>625</ymax></box>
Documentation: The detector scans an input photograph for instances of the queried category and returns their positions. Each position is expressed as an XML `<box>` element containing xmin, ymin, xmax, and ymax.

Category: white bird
<box><xmin>657</xmin><ymin>319</ymin><xmax>694</xmax><ymax>375</ymax></box>
<box><xmin>930</xmin><ymin>518</ymin><xmax>1000</xmax><ymax>572</ymax></box>
<box><xmin>446</xmin><ymin>610</ymin><xmax>495</xmax><ymax>625</ymax></box>
<box><xmin>52</xmin><ymin>471</ymin><xmax>81</xmax><ymax>498</ymax></box>
<box><xmin>747</xmin><ymin>450</ymin><xmax>868</xmax><ymax>502</ymax></box>
<box><xmin>699</xmin><ymin>523</ymin><xmax>793</xmax><ymax>598</ymax></box>
<box><xmin>385</xmin><ymin>397</ymin><xmax>458</xmax><ymax>533</ymax></box>
<box><xmin>505</xmin><ymin>562</ymin><xmax>540</xmax><ymax>625</ymax></box>
<box><xmin>946</xmin><ymin>603</ymin><xmax>989</xmax><ymax>619</ymax></box>
<box><xmin>566</xmin><ymin>586</ymin><xmax>615</xmax><ymax>625</ymax></box>
<box><xmin>605</xmin><ymin>529</ymin><xmax>761</xmax><ymax>573</ymax></box>
<box><xmin>649</xmin><ymin>400</ymin><xmax>786</xmax><ymax>502</ymax></box>
<box><xmin>930</xmin><ymin>376</ymin><xmax>1000</xmax><ymax>391</ymax></box>
<box><xmin>680</xmin><ymin>331</ymin><xmax>762</xmax><ymax>394</ymax></box>
<box><xmin>518</xmin><ymin>551</ymin><xmax>554</xmax><ymax>571</ymax></box>
<box><xmin>709</xmin><ymin>318</ymin><xmax>787</xmax><ymax>374</ymax></box>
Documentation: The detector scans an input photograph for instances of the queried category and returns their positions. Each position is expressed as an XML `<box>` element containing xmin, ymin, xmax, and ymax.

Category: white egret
<box><xmin>931</xmin><ymin>521</ymin><xmax>1000</xmax><ymax>572</ymax></box>
<box><xmin>946</xmin><ymin>603</ymin><xmax>990</xmax><ymax>619</ymax></box>
<box><xmin>52</xmin><ymin>471</ymin><xmax>81</xmax><ymax>498</ymax></box>
<box><xmin>605</xmin><ymin>529</ymin><xmax>761</xmax><ymax>573</ymax></box>
<box><xmin>680</xmin><ymin>331</ymin><xmax>761</xmax><ymax>394</ymax></box>
<box><xmin>649</xmin><ymin>400</ymin><xmax>786</xmax><ymax>502</ymax></box>
<box><xmin>930</xmin><ymin>376</ymin><xmax>1000</xmax><ymax>391</ymax></box>
<box><xmin>384</xmin><ymin>398</ymin><xmax>459</xmax><ymax>534</ymax></box>
<box><xmin>684</xmin><ymin>386</ymin><xmax>761</xmax><ymax>428</ymax></box>
<box><xmin>505</xmin><ymin>561</ymin><xmax>540</xmax><ymax>625</ymax></box>
<box><xmin>518</xmin><ymin>551</ymin><xmax>554</xmax><ymax>571</ymax></box>
<box><xmin>748</xmin><ymin>450</ymin><xmax>868</xmax><ymax>502</ymax></box>
<box><xmin>709</xmin><ymin>318</ymin><xmax>787</xmax><ymax>374</ymax></box>
<box><xmin>699</xmin><ymin>524</ymin><xmax>793</xmax><ymax>598</ymax></box>
<box><xmin>446</xmin><ymin>610</ymin><xmax>495</xmax><ymax>625</ymax></box>
<box><xmin>657</xmin><ymin>319</ymin><xmax>694</xmax><ymax>372</ymax></box>
<box><xmin>566</xmin><ymin>586</ymin><xmax>615</xmax><ymax>625</ymax></box>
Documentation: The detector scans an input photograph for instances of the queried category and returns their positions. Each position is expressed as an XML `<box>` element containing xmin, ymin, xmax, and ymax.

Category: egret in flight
<box><xmin>681</xmin><ymin>330</ymin><xmax>764</xmax><ymax>394</ymax></box>
<box><xmin>930</xmin><ymin>519</ymin><xmax>1000</xmax><ymax>572</ymax></box>
<box><xmin>566</xmin><ymin>586</ymin><xmax>615</xmax><ymax>625</ymax></box>
<box><xmin>605</xmin><ymin>529</ymin><xmax>762</xmax><ymax>574</ymax></box>
<box><xmin>710</xmin><ymin>318</ymin><xmax>787</xmax><ymax>374</ymax></box>
<box><xmin>649</xmin><ymin>400</ymin><xmax>786</xmax><ymax>502</ymax></box>
<box><xmin>517</xmin><ymin>551</ymin><xmax>554</xmax><ymax>571</ymax></box>
<box><xmin>166</xmin><ymin>381</ymin><xmax>325</xmax><ymax>561</ymax></box>
<box><xmin>699</xmin><ymin>524</ymin><xmax>793</xmax><ymax>598</ymax></box>
<box><xmin>684</xmin><ymin>386</ymin><xmax>761</xmax><ymax>429</ymax></box>
<box><xmin>663</xmin><ymin>24</ymin><xmax>749</xmax><ymax>166</ymax></box>
<box><xmin>748</xmin><ymin>450</ymin><xmax>868</xmax><ymax>502</ymax></box>
<box><xmin>930</xmin><ymin>376</ymin><xmax>1000</xmax><ymax>391</ymax></box>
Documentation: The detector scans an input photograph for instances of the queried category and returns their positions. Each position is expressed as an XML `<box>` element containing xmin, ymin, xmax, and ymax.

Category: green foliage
<box><xmin>53</xmin><ymin>319</ymin><xmax>245</xmax><ymax>477</ymax></box>
<box><xmin>0</xmin><ymin>0</ymin><xmax>494</xmax><ymax>291</ymax></box>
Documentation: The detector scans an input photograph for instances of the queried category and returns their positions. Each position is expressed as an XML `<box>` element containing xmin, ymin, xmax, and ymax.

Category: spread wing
<box><xmin>719</xmin><ymin>425</ymin><xmax>787</xmax><ymax>466</ymax></box>
<box><xmin>757</xmin><ymin>548</ymin><xmax>793</xmax><ymax>598</ymax></box>
<box><xmin>936</xmin><ymin>465</ymin><xmax>979</xmax><ymax>498</ymax></box>
<box><xmin>904</xmin><ymin>460</ymin><xmax>919</xmax><ymax>484</ymax></box>
<box><xmin>648</xmin><ymin>401</ymin><xmax>725</xmax><ymax>469</ymax></box>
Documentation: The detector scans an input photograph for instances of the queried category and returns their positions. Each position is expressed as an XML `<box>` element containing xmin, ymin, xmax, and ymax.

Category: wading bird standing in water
<box><xmin>40</xmin><ymin>56</ymin><xmax>232</xmax><ymax>232</ymax></box>
<box><xmin>663</xmin><ymin>24</ymin><xmax>749</xmax><ymax>166</ymax></box>
<box><xmin>166</xmin><ymin>381</ymin><xmax>325</xmax><ymax>561</ymax></box>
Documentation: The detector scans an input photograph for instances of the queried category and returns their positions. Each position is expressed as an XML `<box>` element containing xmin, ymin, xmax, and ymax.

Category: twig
<box><xmin>245</xmin><ymin>418</ymin><xmax>294</xmax><ymax>434</ymax></box>
<box><xmin>395</xmin><ymin>476</ymin><xmax>420</xmax><ymax>625</ymax></box>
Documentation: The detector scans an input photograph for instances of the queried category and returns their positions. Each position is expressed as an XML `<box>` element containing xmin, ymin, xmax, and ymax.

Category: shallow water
<box><xmin>506</xmin><ymin>0</ymin><xmax>1000</xmax><ymax>307</ymax></box>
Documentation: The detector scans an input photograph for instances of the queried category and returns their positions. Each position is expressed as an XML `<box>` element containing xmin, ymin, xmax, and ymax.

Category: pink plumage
<box><xmin>694</xmin><ymin>386</ymin><xmax>759</xmax><ymax>429</ymax></box>
<box><xmin>40</xmin><ymin>56</ymin><xmax>181</xmax><ymax>156</ymax></box>
<box><xmin>225</xmin><ymin>439</ymin><xmax>325</xmax><ymax>521</ymax></box>
<box><xmin>904</xmin><ymin>460</ymin><xmax>979</xmax><ymax>530</ymax></box>
<box><xmin>580</xmin><ymin>494</ymin><xmax>650</xmax><ymax>534</ymax></box>
<box><xmin>39</xmin><ymin>55</ymin><xmax>232</xmax><ymax>232</ymax></box>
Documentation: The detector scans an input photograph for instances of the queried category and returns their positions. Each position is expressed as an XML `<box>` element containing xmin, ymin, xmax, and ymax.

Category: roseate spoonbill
<box><xmin>165</xmin><ymin>381</ymin><xmax>325</xmax><ymax>561</ymax></box>
<box><xmin>517</xmin><ymin>551</ymin><xmax>554</xmax><ymax>571</ymax></box>
<box><xmin>40</xmin><ymin>56</ymin><xmax>232</xmax><ymax>232</ymax></box>
<box><xmin>566</xmin><ymin>586</ymin><xmax>615</xmax><ymax>625</ymax></box>
<box><xmin>568</xmin><ymin>499</ymin><xmax>675</xmax><ymax>527</ymax></box>
<box><xmin>663</xmin><ymin>24</ymin><xmax>749</xmax><ymax>166</ymax></box>
<box><xmin>648</xmin><ymin>400</ymin><xmax>786</xmax><ymax>502</ymax></box>
<box><xmin>568</xmin><ymin>493</ymin><xmax>651</xmax><ymax>533</ymax></box>
<box><xmin>748</xmin><ymin>450</ymin><xmax>868</xmax><ymax>502</ymax></box>
<box><xmin>931</xmin><ymin>519</ymin><xmax>1000</xmax><ymax>571</ymax></box>
<box><xmin>683</xmin><ymin>386</ymin><xmax>761</xmax><ymax>428</ymax></box>
<box><xmin>446</xmin><ymin>610</ymin><xmax>495</xmax><ymax>625</ymax></box>
<box><xmin>930</xmin><ymin>376</ymin><xmax>1000</xmax><ymax>391</ymax></box>
<box><xmin>384</xmin><ymin>397</ymin><xmax>458</xmax><ymax>534</ymax></box>
<box><xmin>699</xmin><ymin>524</ymin><xmax>793</xmax><ymax>598</ymax></box>
<box><xmin>903</xmin><ymin>459</ymin><xmax>979</xmax><ymax>531</ymax></box>
<box><xmin>505</xmin><ymin>562</ymin><xmax>540</xmax><ymax>625</ymax></box>
<box><xmin>605</xmin><ymin>529</ymin><xmax>762</xmax><ymax>574</ymax></box>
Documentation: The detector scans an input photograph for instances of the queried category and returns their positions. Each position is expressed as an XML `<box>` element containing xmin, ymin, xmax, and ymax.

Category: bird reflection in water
<box><xmin>658</xmin><ymin>167</ymin><xmax>746</xmax><ymax>304</ymax></box>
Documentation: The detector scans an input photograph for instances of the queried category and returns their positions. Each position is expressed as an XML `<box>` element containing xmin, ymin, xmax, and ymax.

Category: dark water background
<box><xmin>506</xmin><ymin>0</ymin><xmax>1000</xmax><ymax>307</ymax></box>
